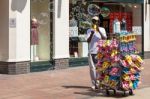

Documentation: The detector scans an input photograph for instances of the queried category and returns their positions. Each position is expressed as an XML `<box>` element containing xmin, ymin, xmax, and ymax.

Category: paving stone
<box><xmin>0</xmin><ymin>59</ymin><xmax>149</xmax><ymax>99</ymax></box>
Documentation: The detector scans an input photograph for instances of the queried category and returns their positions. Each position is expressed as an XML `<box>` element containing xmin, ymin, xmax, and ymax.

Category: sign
<box><xmin>132</xmin><ymin>26</ymin><xmax>142</xmax><ymax>35</ymax></box>
<box><xmin>9</xmin><ymin>18</ymin><xmax>16</xmax><ymax>28</ymax></box>
<box><xmin>69</xmin><ymin>27</ymin><xmax>78</xmax><ymax>37</ymax></box>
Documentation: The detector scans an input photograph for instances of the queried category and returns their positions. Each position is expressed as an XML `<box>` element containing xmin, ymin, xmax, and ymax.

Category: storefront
<box><xmin>30</xmin><ymin>0</ymin><xmax>88</xmax><ymax>70</ymax></box>
<box><xmin>31</xmin><ymin>0</ymin><xmax>148</xmax><ymax>70</ymax></box>
<box><xmin>69</xmin><ymin>0</ymin><xmax>144</xmax><ymax>59</ymax></box>
<box><xmin>0</xmin><ymin>0</ymin><xmax>149</xmax><ymax>74</ymax></box>
<box><xmin>30</xmin><ymin>0</ymin><xmax>71</xmax><ymax>71</ymax></box>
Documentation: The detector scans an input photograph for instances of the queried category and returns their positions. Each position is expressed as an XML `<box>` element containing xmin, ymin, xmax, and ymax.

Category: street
<box><xmin>0</xmin><ymin>59</ymin><xmax>149</xmax><ymax>99</ymax></box>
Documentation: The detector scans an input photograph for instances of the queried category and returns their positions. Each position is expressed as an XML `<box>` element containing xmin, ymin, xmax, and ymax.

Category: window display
<box><xmin>69</xmin><ymin>0</ymin><xmax>143</xmax><ymax>58</ymax></box>
<box><xmin>31</xmin><ymin>0</ymin><xmax>51</xmax><ymax>61</ymax></box>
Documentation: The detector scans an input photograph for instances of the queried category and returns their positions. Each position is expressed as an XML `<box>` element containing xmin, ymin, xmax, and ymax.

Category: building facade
<box><xmin>0</xmin><ymin>0</ymin><xmax>149</xmax><ymax>74</ymax></box>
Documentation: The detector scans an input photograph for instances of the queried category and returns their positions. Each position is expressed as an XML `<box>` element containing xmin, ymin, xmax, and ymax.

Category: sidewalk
<box><xmin>0</xmin><ymin>59</ymin><xmax>149</xmax><ymax>99</ymax></box>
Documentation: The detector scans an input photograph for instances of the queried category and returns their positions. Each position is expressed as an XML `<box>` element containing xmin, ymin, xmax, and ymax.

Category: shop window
<box><xmin>31</xmin><ymin>0</ymin><xmax>51</xmax><ymax>62</ymax></box>
<box><xmin>69</xmin><ymin>0</ymin><xmax>143</xmax><ymax>57</ymax></box>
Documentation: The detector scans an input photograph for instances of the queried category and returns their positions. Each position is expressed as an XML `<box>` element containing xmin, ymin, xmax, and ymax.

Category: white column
<box><xmin>144</xmin><ymin>0</ymin><xmax>150</xmax><ymax>51</ymax></box>
<box><xmin>8</xmin><ymin>0</ymin><xmax>30</xmax><ymax>62</ymax></box>
<box><xmin>53</xmin><ymin>0</ymin><xmax>69</xmax><ymax>59</ymax></box>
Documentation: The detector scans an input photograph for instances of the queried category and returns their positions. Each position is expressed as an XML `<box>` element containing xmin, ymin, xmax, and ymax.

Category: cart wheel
<box><xmin>129</xmin><ymin>89</ymin><xmax>133</xmax><ymax>95</ymax></box>
<box><xmin>106</xmin><ymin>90</ymin><xmax>109</xmax><ymax>96</ymax></box>
<box><xmin>113</xmin><ymin>89</ymin><xmax>116</xmax><ymax>95</ymax></box>
<box><xmin>123</xmin><ymin>91</ymin><xmax>126</xmax><ymax>96</ymax></box>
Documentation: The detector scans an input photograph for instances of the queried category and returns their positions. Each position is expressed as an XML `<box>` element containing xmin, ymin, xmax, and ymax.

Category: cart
<box><xmin>95</xmin><ymin>33</ymin><xmax>143</xmax><ymax>96</ymax></box>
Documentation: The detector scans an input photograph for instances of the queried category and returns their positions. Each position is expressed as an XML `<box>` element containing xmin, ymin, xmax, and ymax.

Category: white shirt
<box><xmin>86</xmin><ymin>27</ymin><xmax>107</xmax><ymax>54</ymax></box>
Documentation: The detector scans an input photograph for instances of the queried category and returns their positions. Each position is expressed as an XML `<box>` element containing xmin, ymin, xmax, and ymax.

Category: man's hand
<box><xmin>87</xmin><ymin>30</ymin><xmax>95</xmax><ymax>43</ymax></box>
<box><xmin>91</xmin><ymin>30</ymin><xmax>94</xmax><ymax>35</ymax></box>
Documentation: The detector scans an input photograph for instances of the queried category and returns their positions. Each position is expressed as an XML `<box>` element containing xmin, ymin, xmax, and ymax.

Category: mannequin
<box><xmin>113</xmin><ymin>17</ymin><xmax>121</xmax><ymax>33</ymax></box>
<box><xmin>121</xmin><ymin>17</ymin><xmax>127</xmax><ymax>31</ymax></box>
<box><xmin>31</xmin><ymin>17</ymin><xmax>39</xmax><ymax>61</ymax></box>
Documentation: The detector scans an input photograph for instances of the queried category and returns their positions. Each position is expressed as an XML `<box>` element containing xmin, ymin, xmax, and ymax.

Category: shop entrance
<box><xmin>30</xmin><ymin>0</ymin><xmax>54</xmax><ymax>71</ymax></box>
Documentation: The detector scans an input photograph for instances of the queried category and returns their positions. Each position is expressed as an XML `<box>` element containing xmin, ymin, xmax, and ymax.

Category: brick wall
<box><xmin>54</xmin><ymin>58</ymin><xmax>69</xmax><ymax>69</ymax></box>
<box><xmin>0</xmin><ymin>61</ymin><xmax>30</xmax><ymax>74</ymax></box>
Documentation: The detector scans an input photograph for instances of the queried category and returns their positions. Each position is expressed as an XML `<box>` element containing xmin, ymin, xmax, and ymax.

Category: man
<box><xmin>86</xmin><ymin>16</ymin><xmax>107</xmax><ymax>90</ymax></box>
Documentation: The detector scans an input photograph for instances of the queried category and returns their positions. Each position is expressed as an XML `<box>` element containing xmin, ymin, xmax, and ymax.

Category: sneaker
<box><xmin>91</xmin><ymin>85</ymin><xmax>98</xmax><ymax>91</ymax></box>
<box><xmin>91</xmin><ymin>86</ymin><xmax>95</xmax><ymax>90</ymax></box>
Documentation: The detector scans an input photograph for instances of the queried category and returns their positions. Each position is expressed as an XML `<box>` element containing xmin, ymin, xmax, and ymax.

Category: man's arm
<box><xmin>87</xmin><ymin>31</ymin><xmax>94</xmax><ymax>43</ymax></box>
<box><xmin>99</xmin><ymin>32</ymin><xmax>107</xmax><ymax>40</ymax></box>
<box><xmin>98</xmin><ymin>27</ymin><xmax>107</xmax><ymax>40</ymax></box>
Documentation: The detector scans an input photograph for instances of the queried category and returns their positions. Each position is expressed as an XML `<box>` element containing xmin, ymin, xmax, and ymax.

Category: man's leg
<box><xmin>88</xmin><ymin>54</ymin><xmax>97</xmax><ymax>88</ymax></box>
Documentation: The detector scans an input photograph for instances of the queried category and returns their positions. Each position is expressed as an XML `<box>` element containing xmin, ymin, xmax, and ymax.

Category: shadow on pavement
<box><xmin>74</xmin><ymin>90</ymin><xmax>134</xmax><ymax>98</ymax></box>
<box><xmin>62</xmin><ymin>85</ymin><xmax>133</xmax><ymax>98</ymax></box>
<box><xmin>62</xmin><ymin>85</ymin><xmax>90</xmax><ymax>89</ymax></box>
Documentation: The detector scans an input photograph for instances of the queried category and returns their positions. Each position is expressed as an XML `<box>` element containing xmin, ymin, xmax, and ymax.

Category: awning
<box><xmin>89</xmin><ymin>0</ymin><xmax>144</xmax><ymax>3</ymax></box>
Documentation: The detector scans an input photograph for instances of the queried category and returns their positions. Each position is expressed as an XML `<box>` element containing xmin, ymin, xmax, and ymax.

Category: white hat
<box><xmin>92</xmin><ymin>16</ymin><xmax>99</xmax><ymax>20</ymax></box>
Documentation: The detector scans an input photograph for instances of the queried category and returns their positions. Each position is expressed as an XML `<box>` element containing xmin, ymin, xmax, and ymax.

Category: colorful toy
<box><xmin>132</xmin><ymin>80</ymin><xmax>139</xmax><ymax>89</ymax></box>
<box><xmin>96</xmin><ymin>52</ymin><xmax>103</xmax><ymax>59</ymax></box>
<box><xmin>122</xmin><ymin>81</ymin><xmax>130</xmax><ymax>90</ymax></box>
<box><xmin>103</xmin><ymin>75</ymin><xmax>109</xmax><ymax>84</ymax></box>
<box><xmin>111</xmin><ymin>39</ymin><xmax>118</xmax><ymax>48</ymax></box>
<box><xmin>130</xmin><ymin>67</ymin><xmax>137</xmax><ymax>74</ymax></box>
<box><xmin>109</xmin><ymin>80</ymin><xmax>118</xmax><ymax>88</ymax></box>
<box><xmin>109</xmin><ymin>67</ymin><xmax>120</xmax><ymax>76</ymax></box>
<box><xmin>122</xmin><ymin>74</ymin><xmax>130</xmax><ymax>81</ymax></box>
<box><xmin>125</xmin><ymin>55</ymin><xmax>133</xmax><ymax>65</ymax></box>
<box><xmin>120</xmin><ymin>60</ymin><xmax>128</xmax><ymax>67</ymax></box>
<box><xmin>101</xmin><ymin>61</ymin><xmax>111</xmax><ymax>71</ymax></box>
<box><xmin>135</xmin><ymin>55</ymin><xmax>144</xmax><ymax>64</ymax></box>
<box><xmin>111</xmin><ymin>49</ymin><xmax>118</xmax><ymax>58</ymax></box>
<box><xmin>130</xmin><ymin>74</ymin><xmax>136</xmax><ymax>80</ymax></box>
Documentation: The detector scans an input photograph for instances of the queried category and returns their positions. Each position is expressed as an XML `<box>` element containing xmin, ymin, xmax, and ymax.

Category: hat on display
<box><xmin>92</xmin><ymin>16</ymin><xmax>99</xmax><ymax>20</ymax></box>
